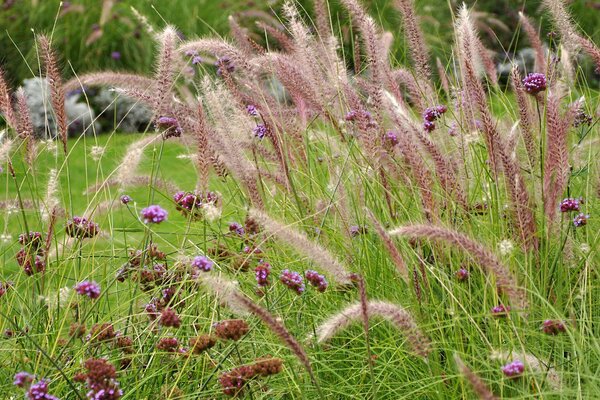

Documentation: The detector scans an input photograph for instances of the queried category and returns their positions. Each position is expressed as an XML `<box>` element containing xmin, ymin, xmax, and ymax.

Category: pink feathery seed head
<box><xmin>491</xmin><ymin>304</ymin><xmax>510</xmax><ymax>317</ymax></box>
<box><xmin>13</xmin><ymin>371</ymin><xmax>34</xmax><ymax>388</ymax></box>
<box><xmin>280</xmin><ymin>269</ymin><xmax>305</xmax><ymax>294</ymax></box>
<box><xmin>75</xmin><ymin>280</ymin><xmax>101</xmax><ymax>299</ymax></box>
<box><xmin>66</xmin><ymin>216</ymin><xmax>100</xmax><ymax>238</ymax></box>
<box><xmin>191</xmin><ymin>255</ymin><xmax>213</xmax><ymax>272</ymax></box>
<box><xmin>560</xmin><ymin>197</ymin><xmax>582</xmax><ymax>212</ymax></box>
<box><xmin>455</xmin><ymin>268</ymin><xmax>469</xmax><ymax>281</ymax></box>
<box><xmin>159</xmin><ymin>308</ymin><xmax>181</xmax><ymax>328</ymax></box>
<box><xmin>255</xmin><ymin>261</ymin><xmax>271</xmax><ymax>287</ymax></box>
<box><xmin>305</xmin><ymin>270</ymin><xmax>328</xmax><ymax>292</ymax></box>
<box><xmin>573</xmin><ymin>213</ymin><xmax>589</xmax><ymax>227</ymax></box>
<box><xmin>501</xmin><ymin>360</ymin><xmax>525</xmax><ymax>377</ymax></box>
<box><xmin>141</xmin><ymin>205</ymin><xmax>168</xmax><ymax>224</ymax></box>
<box><xmin>120</xmin><ymin>195</ymin><xmax>132</xmax><ymax>205</ymax></box>
<box><xmin>541</xmin><ymin>319</ymin><xmax>567</xmax><ymax>335</ymax></box>
<box><xmin>522</xmin><ymin>73</ymin><xmax>547</xmax><ymax>95</ymax></box>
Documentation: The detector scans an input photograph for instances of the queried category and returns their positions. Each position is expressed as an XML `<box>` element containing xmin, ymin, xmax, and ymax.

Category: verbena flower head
<box><xmin>14</xmin><ymin>371</ymin><xmax>34</xmax><ymax>388</ymax></box>
<box><xmin>501</xmin><ymin>360</ymin><xmax>525</xmax><ymax>377</ymax></box>
<box><xmin>120</xmin><ymin>195</ymin><xmax>131</xmax><ymax>205</ymax></box>
<box><xmin>349</xmin><ymin>225</ymin><xmax>367</xmax><ymax>237</ymax></box>
<box><xmin>229</xmin><ymin>222</ymin><xmax>245</xmax><ymax>236</ymax></box>
<box><xmin>455</xmin><ymin>268</ymin><xmax>469</xmax><ymax>281</ymax></box>
<box><xmin>66</xmin><ymin>216</ymin><xmax>100</xmax><ymax>238</ymax></box>
<box><xmin>83</xmin><ymin>358</ymin><xmax>123</xmax><ymax>400</ymax></box>
<box><xmin>156</xmin><ymin>337</ymin><xmax>180</xmax><ymax>352</ymax></box>
<box><xmin>19</xmin><ymin>231</ymin><xmax>43</xmax><ymax>249</ymax></box>
<box><xmin>246</xmin><ymin>104</ymin><xmax>258</xmax><ymax>116</ymax></box>
<box><xmin>541</xmin><ymin>319</ymin><xmax>567</xmax><ymax>335</ymax></box>
<box><xmin>191</xmin><ymin>255</ymin><xmax>213</xmax><ymax>272</ymax></box>
<box><xmin>384</xmin><ymin>131</ymin><xmax>399</xmax><ymax>147</ymax></box>
<box><xmin>422</xmin><ymin>105</ymin><xmax>447</xmax><ymax>122</ymax></box>
<box><xmin>156</xmin><ymin>116</ymin><xmax>182</xmax><ymax>138</ymax></box>
<box><xmin>215</xmin><ymin>56</ymin><xmax>235</xmax><ymax>76</ymax></box>
<box><xmin>17</xmin><ymin>250</ymin><xmax>46</xmax><ymax>276</ymax></box>
<box><xmin>522</xmin><ymin>73</ymin><xmax>547</xmax><ymax>95</ymax></box>
<box><xmin>423</xmin><ymin>120</ymin><xmax>436</xmax><ymax>133</ymax></box>
<box><xmin>280</xmin><ymin>269</ymin><xmax>305</xmax><ymax>294</ymax></box>
<box><xmin>159</xmin><ymin>308</ymin><xmax>181</xmax><ymax>328</ymax></box>
<box><xmin>255</xmin><ymin>261</ymin><xmax>271</xmax><ymax>287</ymax></box>
<box><xmin>213</xmin><ymin>319</ymin><xmax>249</xmax><ymax>341</ymax></box>
<box><xmin>173</xmin><ymin>190</ymin><xmax>219</xmax><ymax>220</ymax></box>
<box><xmin>27</xmin><ymin>379</ymin><xmax>60</xmax><ymax>400</ymax></box>
<box><xmin>491</xmin><ymin>304</ymin><xmax>510</xmax><ymax>317</ymax></box>
<box><xmin>111</xmin><ymin>51</ymin><xmax>121</xmax><ymax>60</ymax></box>
<box><xmin>573</xmin><ymin>213</ymin><xmax>589</xmax><ymax>227</ymax></box>
<box><xmin>191</xmin><ymin>55</ymin><xmax>203</xmax><ymax>65</ymax></box>
<box><xmin>75</xmin><ymin>280</ymin><xmax>101</xmax><ymax>299</ymax></box>
<box><xmin>189</xmin><ymin>334</ymin><xmax>217</xmax><ymax>354</ymax></box>
<box><xmin>305</xmin><ymin>270</ymin><xmax>328</xmax><ymax>292</ymax></box>
<box><xmin>560</xmin><ymin>197</ymin><xmax>582</xmax><ymax>212</ymax></box>
<box><xmin>141</xmin><ymin>205</ymin><xmax>168</xmax><ymax>224</ymax></box>
<box><xmin>253</xmin><ymin>124</ymin><xmax>268</xmax><ymax>139</ymax></box>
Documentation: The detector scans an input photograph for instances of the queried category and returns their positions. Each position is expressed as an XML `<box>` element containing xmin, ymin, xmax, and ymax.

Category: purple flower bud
<box><xmin>229</xmin><ymin>222</ymin><xmax>245</xmax><ymax>236</ymax></box>
<box><xmin>455</xmin><ymin>268</ymin><xmax>469</xmax><ymax>281</ymax></box>
<box><xmin>491</xmin><ymin>304</ymin><xmax>510</xmax><ymax>317</ymax></box>
<box><xmin>75</xmin><ymin>280</ymin><xmax>101</xmax><ymax>299</ymax></box>
<box><xmin>279</xmin><ymin>269</ymin><xmax>305</xmax><ymax>294</ymax></box>
<box><xmin>423</xmin><ymin>120</ymin><xmax>436</xmax><ymax>132</ymax></box>
<box><xmin>120</xmin><ymin>195</ymin><xmax>132</xmax><ymax>205</ymax></box>
<box><xmin>422</xmin><ymin>105</ymin><xmax>447</xmax><ymax>122</ymax></box>
<box><xmin>384</xmin><ymin>131</ymin><xmax>399</xmax><ymax>147</ymax></box>
<box><xmin>522</xmin><ymin>73</ymin><xmax>547</xmax><ymax>95</ymax></box>
<box><xmin>501</xmin><ymin>360</ymin><xmax>525</xmax><ymax>377</ymax></box>
<box><xmin>255</xmin><ymin>261</ymin><xmax>271</xmax><ymax>287</ymax></box>
<box><xmin>191</xmin><ymin>255</ymin><xmax>213</xmax><ymax>272</ymax></box>
<box><xmin>141</xmin><ymin>205</ymin><xmax>168</xmax><ymax>224</ymax></box>
<box><xmin>66</xmin><ymin>216</ymin><xmax>99</xmax><ymax>238</ymax></box>
<box><xmin>246</xmin><ymin>104</ymin><xmax>258</xmax><ymax>116</ymax></box>
<box><xmin>560</xmin><ymin>197</ymin><xmax>582</xmax><ymax>212</ymax></box>
<box><xmin>215</xmin><ymin>56</ymin><xmax>235</xmax><ymax>76</ymax></box>
<box><xmin>13</xmin><ymin>371</ymin><xmax>34</xmax><ymax>388</ymax></box>
<box><xmin>573</xmin><ymin>213</ymin><xmax>589</xmax><ymax>227</ymax></box>
<box><xmin>541</xmin><ymin>319</ymin><xmax>566</xmax><ymax>335</ymax></box>
<box><xmin>192</xmin><ymin>55</ymin><xmax>203</xmax><ymax>65</ymax></box>
<box><xmin>305</xmin><ymin>270</ymin><xmax>328</xmax><ymax>292</ymax></box>
<box><xmin>253</xmin><ymin>124</ymin><xmax>268</xmax><ymax>139</ymax></box>
<box><xmin>156</xmin><ymin>116</ymin><xmax>182</xmax><ymax>138</ymax></box>
<box><xmin>27</xmin><ymin>379</ymin><xmax>60</xmax><ymax>400</ymax></box>
<box><xmin>111</xmin><ymin>51</ymin><xmax>121</xmax><ymax>60</ymax></box>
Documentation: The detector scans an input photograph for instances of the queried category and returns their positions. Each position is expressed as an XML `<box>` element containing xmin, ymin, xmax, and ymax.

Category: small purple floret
<box><xmin>280</xmin><ymin>269</ymin><xmax>305</xmax><ymax>294</ymax></box>
<box><xmin>75</xmin><ymin>280</ymin><xmax>101</xmax><ymax>299</ymax></box>
<box><xmin>120</xmin><ymin>195</ymin><xmax>131</xmax><ymax>205</ymax></box>
<box><xmin>522</xmin><ymin>73</ymin><xmax>547</xmax><ymax>95</ymax></box>
<box><xmin>14</xmin><ymin>371</ymin><xmax>34</xmax><ymax>388</ymax></box>
<box><xmin>305</xmin><ymin>270</ymin><xmax>328</xmax><ymax>292</ymax></box>
<box><xmin>253</xmin><ymin>124</ymin><xmax>268</xmax><ymax>139</ymax></box>
<box><xmin>573</xmin><ymin>213</ymin><xmax>589</xmax><ymax>227</ymax></box>
<box><xmin>501</xmin><ymin>360</ymin><xmax>525</xmax><ymax>377</ymax></box>
<box><xmin>255</xmin><ymin>261</ymin><xmax>271</xmax><ymax>287</ymax></box>
<box><xmin>141</xmin><ymin>205</ymin><xmax>168</xmax><ymax>224</ymax></box>
<box><xmin>191</xmin><ymin>255</ymin><xmax>213</xmax><ymax>272</ymax></box>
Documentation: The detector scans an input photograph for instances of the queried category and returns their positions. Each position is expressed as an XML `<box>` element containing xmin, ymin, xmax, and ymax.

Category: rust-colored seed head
<box><xmin>189</xmin><ymin>334</ymin><xmax>217</xmax><ymax>354</ymax></box>
<box><xmin>89</xmin><ymin>323</ymin><xmax>116</xmax><ymax>342</ymax></box>
<box><xmin>214</xmin><ymin>319</ymin><xmax>249</xmax><ymax>341</ymax></box>
<box><xmin>69</xmin><ymin>323</ymin><xmax>86</xmax><ymax>338</ymax></box>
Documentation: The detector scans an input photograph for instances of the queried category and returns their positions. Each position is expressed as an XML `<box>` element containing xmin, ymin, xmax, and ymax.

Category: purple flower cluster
<box><xmin>27</xmin><ymin>379</ymin><xmax>60</xmax><ymax>400</ymax></box>
<box><xmin>173</xmin><ymin>190</ymin><xmax>219</xmax><ymax>220</ymax></box>
<box><xmin>215</xmin><ymin>56</ymin><xmax>235</xmax><ymax>76</ymax></box>
<box><xmin>349</xmin><ymin>225</ymin><xmax>367</xmax><ymax>237</ymax></box>
<box><xmin>75</xmin><ymin>280</ymin><xmax>101</xmax><ymax>299</ymax></box>
<box><xmin>422</xmin><ymin>105</ymin><xmax>447</xmax><ymax>133</ymax></box>
<box><xmin>522</xmin><ymin>73</ymin><xmax>547</xmax><ymax>95</ymax></box>
<box><xmin>279</xmin><ymin>269</ymin><xmax>305</xmax><ymax>294</ymax></box>
<box><xmin>229</xmin><ymin>222</ymin><xmax>245</xmax><ymax>236</ymax></box>
<box><xmin>141</xmin><ymin>205</ymin><xmax>168</xmax><ymax>224</ymax></box>
<box><xmin>111</xmin><ymin>51</ymin><xmax>121</xmax><ymax>60</ymax></box>
<box><xmin>246</xmin><ymin>104</ymin><xmax>258</xmax><ymax>116</ymax></box>
<box><xmin>384</xmin><ymin>131</ymin><xmax>399</xmax><ymax>147</ymax></box>
<box><xmin>560</xmin><ymin>197</ymin><xmax>582</xmax><ymax>212</ymax></box>
<box><xmin>573</xmin><ymin>213</ymin><xmax>590</xmax><ymax>228</ymax></box>
<box><xmin>305</xmin><ymin>270</ymin><xmax>328</xmax><ymax>292</ymax></box>
<box><xmin>66</xmin><ymin>217</ymin><xmax>100</xmax><ymax>238</ymax></box>
<box><xmin>156</xmin><ymin>116</ymin><xmax>183</xmax><ymax>138</ymax></box>
<box><xmin>14</xmin><ymin>372</ymin><xmax>34</xmax><ymax>388</ymax></box>
<box><xmin>120</xmin><ymin>195</ymin><xmax>131</xmax><ymax>205</ymax></box>
<box><xmin>0</xmin><ymin>281</ymin><xmax>12</xmax><ymax>297</ymax></box>
<box><xmin>16</xmin><ymin>231</ymin><xmax>46</xmax><ymax>276</ymax></box>
<box><xmin>253</xmin><ymin>124</ymin><xmax>268</xmax><ymax>139</ymax></box>
<box><xmin>191</xmin><ymin>255</ymin><xmax>213</xmax><ymax>272</ymax></box>
<box><xmin>501</xmin><ymin>360</ymin><xmax>525</xmax><ymax>377</ymax></box>
<box><xmin>541</xmin><ymin>319</ymin><xmax>567</xmax><ymax>335</ymax></box>
<box><xmin>455</xmin><ymin>268</ymin><xmax>469</xmax><ymax>281</ymax></box>
<box><xmin>491</xmin><ymin>304</ymin><xmax>510</xmax><ymax>317</ymax></box>
<box><xmin>345</xmin><ymin>109</ymin><xmax>377</xmax><ymax>130</ymax></box>
<box><xmin>255</xmin><ymin>261</ymin><xmax>271</xmax><ymax>287</ymax></box>
<box><xmin>185</xmin><ymin>50</ymin><xmax>203</xmax><ymax>65</ymax></box>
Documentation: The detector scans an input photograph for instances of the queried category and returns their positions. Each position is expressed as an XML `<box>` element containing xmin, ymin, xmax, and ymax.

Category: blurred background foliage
<box><xmin>1</xmin><ymin>0</ymin><xmax>599</xmax><ymax>85</ymax></box>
